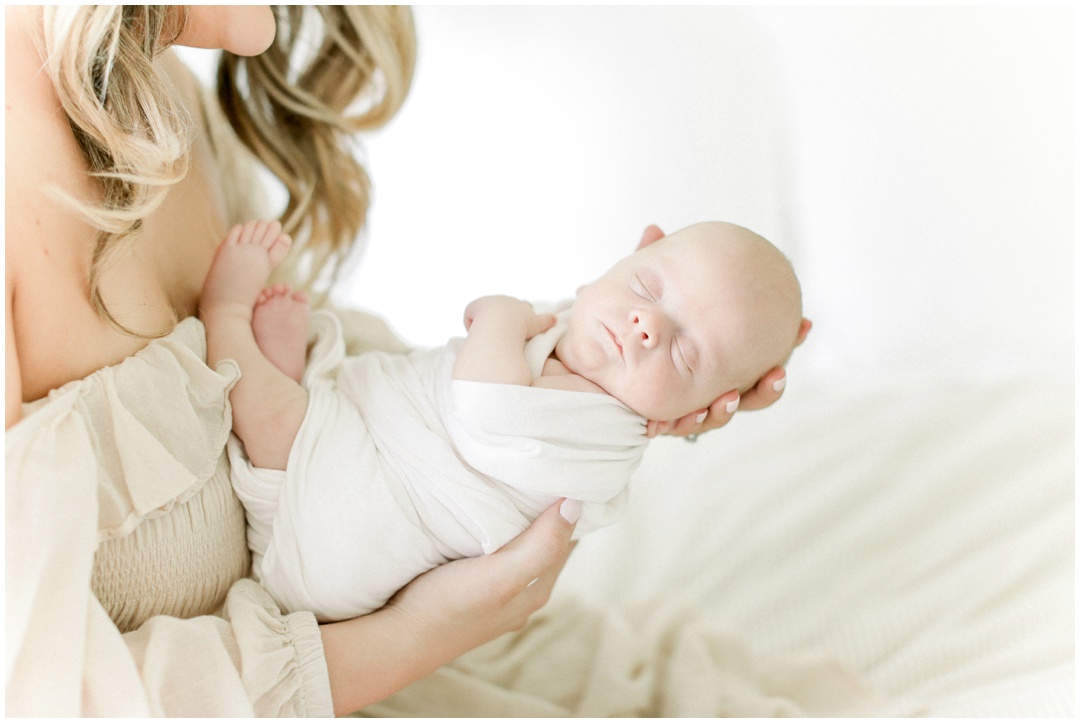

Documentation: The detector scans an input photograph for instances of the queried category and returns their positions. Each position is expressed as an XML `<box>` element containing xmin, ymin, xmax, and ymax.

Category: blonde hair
<box><xmin>40</xmin><ymin>5</ymin><xmax>416</xmax><ymax>337</ymax></box>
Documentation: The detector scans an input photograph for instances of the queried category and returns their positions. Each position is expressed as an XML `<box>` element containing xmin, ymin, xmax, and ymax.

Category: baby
<box><xmin>200</xmin><ymin>220</ymin><xmax>803</xmax><ymax>621</ymax></box>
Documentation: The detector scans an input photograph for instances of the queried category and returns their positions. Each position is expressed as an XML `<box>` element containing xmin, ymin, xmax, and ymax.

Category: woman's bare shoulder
<box><xmin>5</xmin><ymin>6</ymin><xmax>99</xmax><ymax>258</ymax></box>
<box><xmin>5</xmin><ymin>8</ymin><xmax>145</xmax><ymax>403</ymax></box>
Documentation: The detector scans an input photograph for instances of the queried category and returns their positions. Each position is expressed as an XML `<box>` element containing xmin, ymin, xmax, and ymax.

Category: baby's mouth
<box><xmin>603</xmin><ymin>324</ymin><xmax>624</xmax><ymax>359</ymax></box>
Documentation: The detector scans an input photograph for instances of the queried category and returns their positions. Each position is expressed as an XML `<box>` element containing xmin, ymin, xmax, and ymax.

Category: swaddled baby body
<box><xmin>200</xmin><ymin>220</ymin><xmax>805</xmax><ymax>621</ymax></box>
<box><xmin>229</xmin><ymin>304</ymin><xmax>644</xmax><ymax>620</ymax></box>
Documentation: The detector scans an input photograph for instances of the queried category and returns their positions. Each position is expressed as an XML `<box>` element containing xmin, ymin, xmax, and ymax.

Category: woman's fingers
<box><xmin>490</xmin><ymin>499</ymin><xmax>578</xmax><ymax>594</ymax></box>
<box><xmin>654</xmin><ymin>389</ymin><xmax>740</xmax><ymax>438</ymax></box>
<box><xmin>738</xmin><ymin>366</ymin><xmax>787</xmax><ymax>412</ymax></box>
<box><xmin>655</xmin><ymin>363</ymin><xmax>794</xmax><ymax>438</ymax></box>
<box><xmin>380</xmin><ymin>498</ymin><xmax>579</xmax><ymax>657</ymax></box>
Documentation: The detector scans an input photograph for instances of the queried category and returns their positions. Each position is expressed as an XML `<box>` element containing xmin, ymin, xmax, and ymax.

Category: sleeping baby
<box><xmin>200</xmin><ymin>220</ymin><xmax>804</xmax><ymax>621</ymax></box>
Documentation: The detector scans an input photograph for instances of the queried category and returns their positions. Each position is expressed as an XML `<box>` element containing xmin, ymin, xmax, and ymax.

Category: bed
<box><xmin>568</xmin><ymin>371</ymin><xmax>1073</xmax><ymax>715</ymax></box>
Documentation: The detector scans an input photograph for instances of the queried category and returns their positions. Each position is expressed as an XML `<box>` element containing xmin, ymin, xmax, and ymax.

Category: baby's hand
<box><xmin>456</xmin><ymin>296</ymin><xmax>555</xmax><ymax>386</ymax></box>
<box><xmin>463</xmin><ymin>296</ymin><xmax>556</xmax><ymax>339</ymax></box>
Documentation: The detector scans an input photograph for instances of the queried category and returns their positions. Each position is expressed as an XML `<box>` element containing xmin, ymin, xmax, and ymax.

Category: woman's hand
<box><xmin>636</xmin><ymin>224</ymin><xmax>811</xmax><ymax>440</ymax></box>
<box><xmin>320</xmin><ymin>499</ymin><xmax>580</xmax><ymax>715</ymax></box>
<box><xmin>645</xmin><ymin>366</ymin><xmax>797</xmax><ymax>438</ymax></box>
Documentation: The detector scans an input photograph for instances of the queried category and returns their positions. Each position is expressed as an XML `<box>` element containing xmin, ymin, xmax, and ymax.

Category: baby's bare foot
<box><xmin>201</xmin><ymin>220</ymin><xmax>292</xmax><ymax>319</ymax></box>
<box><xmin>253</xmin><ymin>283</ymin><xmax>310</xmax><ymax>383</ymax></box>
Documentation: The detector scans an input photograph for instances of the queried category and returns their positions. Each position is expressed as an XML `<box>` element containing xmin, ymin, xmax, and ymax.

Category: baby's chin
<box><xmin>565</xmin><ymin>363</ymin><xmax>646</xmax><ymax>416</ymax></box>
<box><xmin>614</xmin><ymin>395</ymin><xmax>691</xmax><ymax>423</ymax></box>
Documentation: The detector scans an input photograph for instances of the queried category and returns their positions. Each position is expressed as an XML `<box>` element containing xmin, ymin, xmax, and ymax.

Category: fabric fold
<box><xmin>361</xmin><ymin>595</ymin><xmax>920</xmax><ymax>717</ymax></box>
<box><xmin>222</xmin><ymin>579</ymin><xmax>334</xmax><ymax>717</ymax></box>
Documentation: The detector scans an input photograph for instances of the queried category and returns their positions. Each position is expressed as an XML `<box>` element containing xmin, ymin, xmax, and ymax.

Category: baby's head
<box><xmin>555</xmin><ymin>221</ymin><xmax>803</xmax><ymax>422</ymax></box>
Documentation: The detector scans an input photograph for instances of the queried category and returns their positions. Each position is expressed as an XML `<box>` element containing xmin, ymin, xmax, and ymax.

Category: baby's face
<box><xmin>555</xmin><ymin>222</ymin><xmax>801</xmax><ymax>422</ymax></box>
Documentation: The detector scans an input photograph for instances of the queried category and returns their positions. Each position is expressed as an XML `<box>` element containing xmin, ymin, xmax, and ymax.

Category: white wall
<box><xmin>751</xmin><ymin>6</ymin><xmax>1074</xmax><ymax>384</ymax></box>
<box><xmin>344</xmin><ymin>5</ymin><xmax>1074</xmax><ymax>389</ymax></box>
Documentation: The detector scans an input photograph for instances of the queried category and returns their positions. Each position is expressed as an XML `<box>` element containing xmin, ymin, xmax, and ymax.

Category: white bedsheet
<box><xmin>553</xmin><ymin>371</ymin><xmax>1074</xmax><ymax>715</ymax></box>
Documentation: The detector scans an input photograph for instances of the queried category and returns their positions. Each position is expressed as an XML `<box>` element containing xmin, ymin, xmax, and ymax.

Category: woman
<box><xmin>5</xmin><ymin>5</ymin><xmax>796</xmax><ymax>715</ymax></box>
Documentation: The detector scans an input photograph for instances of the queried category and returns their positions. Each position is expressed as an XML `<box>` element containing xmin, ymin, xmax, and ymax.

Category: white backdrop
<box><xmin>340</xmin><ymin>5</ymin><xmax>1074</xmax><ymax>391</ymax></box>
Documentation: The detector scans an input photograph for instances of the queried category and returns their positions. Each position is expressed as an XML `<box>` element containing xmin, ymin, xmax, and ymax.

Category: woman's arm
<box><xmin>321</xmin><ymin>499</ymin><xmax>579</xmax><ymax>715</ymax></box>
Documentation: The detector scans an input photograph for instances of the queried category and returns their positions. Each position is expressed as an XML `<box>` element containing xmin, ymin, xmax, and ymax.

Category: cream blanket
<box><xmin>230</xmin><ymin>308</ymin><xmax>646</xmax><ymax>622</ymax></box>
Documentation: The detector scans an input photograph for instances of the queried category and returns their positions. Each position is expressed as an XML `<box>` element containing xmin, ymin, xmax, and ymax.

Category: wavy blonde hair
<box><xmin>40</xmin><ymin>5</ymin><xmax>416</xmax><ymax>337</ymax></box>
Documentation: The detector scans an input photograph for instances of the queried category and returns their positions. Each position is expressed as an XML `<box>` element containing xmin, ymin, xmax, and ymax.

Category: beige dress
<box><xmin>4</xmin><ymin>315</ymin><xmax>333</xmax><ymax>716</ymax></box>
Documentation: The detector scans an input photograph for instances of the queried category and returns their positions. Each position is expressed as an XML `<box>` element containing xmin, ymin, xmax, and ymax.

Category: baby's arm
<box><xmin>453</xmin><ymin>296</ymin><xmax>555</xmax><ymax>386</ymax></box>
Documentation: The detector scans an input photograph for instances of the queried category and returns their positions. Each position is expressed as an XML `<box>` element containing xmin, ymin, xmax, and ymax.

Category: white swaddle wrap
<box><xmin>229</xmin><ymin>304</ymin><xmax>647</xmax><ymax>621</ymax></box>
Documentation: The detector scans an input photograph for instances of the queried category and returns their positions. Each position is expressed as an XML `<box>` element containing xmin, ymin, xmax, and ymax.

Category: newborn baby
<box><xmin>200</xmin><ymin>220</ymin><xmax>804</xmax><ymax>621</ymax></box>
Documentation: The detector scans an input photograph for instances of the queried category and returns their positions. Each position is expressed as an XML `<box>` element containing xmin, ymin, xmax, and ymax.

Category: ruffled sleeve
<box><xmin>5</xmin><ymin>318</ymin><xmax>333</xmax><ymax>716</ymax></box>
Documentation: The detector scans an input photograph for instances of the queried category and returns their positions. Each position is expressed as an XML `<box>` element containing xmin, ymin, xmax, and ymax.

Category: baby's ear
<box><xmin>637</xmin><ymin>225</ymin><xmax>665</xmax><ymax>250</ymax></box>
<box><xmin>795</xmin><ymin>318</ymin><xmax>812</xmax><ymax>347</ymax></box>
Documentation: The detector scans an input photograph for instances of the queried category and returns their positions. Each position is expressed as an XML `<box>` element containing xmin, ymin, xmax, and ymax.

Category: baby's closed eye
<box><xmin>671</xmin><ymin>337</ymin><xmax>694</xmax><ymax>374</ymax></box>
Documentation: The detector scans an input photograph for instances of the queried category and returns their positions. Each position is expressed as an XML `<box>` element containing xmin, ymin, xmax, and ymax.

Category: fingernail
<box><xmin>726</xmin><ymin>397</ymin><xmax>740</xmax><ymax>414</ymax></box>
<box><xmin>559</xmin><ymin>498</ymin><xmax>582</xmax><ymax>524</ymax></box>
<box><xmin>773</xmin><ymin>378</ymin><xmax>786</xmax><ymax>393</ymax></box>
<box><xmin>695</xmin><ymin>411</ymin><xmax>708</xmax><ymax>424</ymax></box>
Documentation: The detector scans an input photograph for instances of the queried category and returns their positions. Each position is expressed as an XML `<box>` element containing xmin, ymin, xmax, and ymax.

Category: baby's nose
<box><xmin>629</xmin><ymin>310</ymin><xmax>658</xmax><ymax>349</ymax></box>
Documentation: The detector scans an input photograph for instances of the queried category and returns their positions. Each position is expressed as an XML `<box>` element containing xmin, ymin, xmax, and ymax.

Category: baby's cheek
<box><xmin>563</xmin><ymin>333</ymin><xmax>604</xmax><ymax>375</ymax></box>
<box><xmin>636</xmin><ymin>373</ymin><xmax>717</xmax><ymax>422</ymax></box>
<box><xmin>622</xmin><ymin>384</ymin><xmax>673</xmax><ymax>421</ymax></box>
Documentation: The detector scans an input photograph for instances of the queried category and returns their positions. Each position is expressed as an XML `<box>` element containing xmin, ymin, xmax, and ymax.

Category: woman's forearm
<box><xmin>321</xmin><ymin>499</ymin><xmax>579</xmax><ymax>715</ymax></box>
<box><xmin>321</xmin><ymin>607</ymin><xmax>429</xmax><ymax>715</ymax></box>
